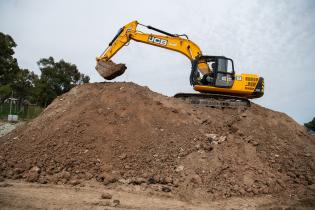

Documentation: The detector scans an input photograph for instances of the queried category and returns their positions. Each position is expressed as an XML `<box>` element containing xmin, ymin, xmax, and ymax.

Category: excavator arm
<box><xmin>96</xmin><ymin>21</ymin><xmax>210</xmax><ymax>80</ymax></box>
<box><xmin>95</xmin><ymin>20</ymin><xmax>264</xmax><ymax>108</ymax></box>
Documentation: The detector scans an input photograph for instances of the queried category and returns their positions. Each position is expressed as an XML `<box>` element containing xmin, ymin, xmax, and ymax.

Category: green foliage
<box><xmin>304</xmin><ymin>117</ymin><xmax>315</xmax><ymax>132</ymax></box>
<box><xmin>0</xmin><ymin>32</ymin><xmax>20</xmax><ymax>101</ymax></box>
<box><xmin>13</xmin><ymin>69</ymin><xmax>38</xmax><ymax>102</ymax></box>
<box><xmin>0</xmin><ymin>84</ymin><xmax>11</xmax><ymax>99</ymax></box>
<box><xmin>0</xmin><ymin>32</ymin><xmax>90</xmax><ymax>116</ymax></box>
<box><xmin>35</xmin><ymin>57</ymin><xmax>90</xmax><ymax>106</ymax></box>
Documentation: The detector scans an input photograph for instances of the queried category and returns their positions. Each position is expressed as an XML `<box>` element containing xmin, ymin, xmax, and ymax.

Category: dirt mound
<box><xmin>0</xmin><ymin>82</ymin><xmax>314</xmax><ymax>200</ymax></box>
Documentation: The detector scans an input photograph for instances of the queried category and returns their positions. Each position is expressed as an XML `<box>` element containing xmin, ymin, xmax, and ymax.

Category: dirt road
<box><xmin>1</xmin><ymin>179</ymin><xmax>313</xmax><ymax>210</ymax></box>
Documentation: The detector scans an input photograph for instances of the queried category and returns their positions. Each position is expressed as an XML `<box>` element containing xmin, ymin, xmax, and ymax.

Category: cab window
<box><xmin>217</xmin><ymin>58</ymin><xmax>233</xmax><ymax>74</ymax></box>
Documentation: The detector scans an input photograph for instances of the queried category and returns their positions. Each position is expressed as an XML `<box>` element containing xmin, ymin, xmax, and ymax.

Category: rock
<box><xmin>151</xmin><ymin>185</ymin><xmax>162</xmax><ymax>191</ymax></box>
<box><xmin>230</xmin><ymin>126</ymin><xmax>238</xmax><ymax>133</ymax></box>
<box><xmin>162</xmin><ymin>186</ymin><xmax>171</xmax><ymax>192</ymax></box>
<box><xmin>205</xmin><ymin>133</ymin><xmax>217</xmax><ymax>142</ymax></box>
<box><xmin>251</xmin><ymin>141</ymin><xmax>259</xmax><ymax>146</ymax></box>
<box><xmin>262</xmin><ymin>187</ymin><xmax>269</xmax><ymax>194</ymax></box>
<box><xmin>118</xmin><ymin>178</ymin><xmax>131</xmax><ymax>184</ymax></box>
<box><xmin>13</xmin><ymin>168</ymin><xmax>24</xmax><ymax>174</ymax></box>
<box><xmin>217</xmin><ymin>136</ymin><xmax>227</xmax><ymax>144</ymax></box>
<box><xmin>58</xmin><ymin>171</ymin><xmax>71</xmax><ymax>180</ymax></box>
<box><xmin>26</xmin><ymin>166</ymin><xmax>41</xmax><ymax>182</ymax></box>
<box><xmin>147</xmin><ymin>177</ymin><xmax>157</xmax><ymax>184</ymax></box>
<box><xmin>38</xmin><ymin>177</ymin><xmax>48</xmax><ymax>184</ymax></box>
<box><xmin>84</xmin><ymin>172</ymin><xmax>93</xmax><ymax>180</ymax></box>
<box><xmin>97</xmin><ymin>173</ymin><xmax>118</xmax><ymax>185</ymax></box>
<box><xmin>101</xmin><ymin>192</ymin><xmax>112</xmax><ymax>199</ymax></box>
<box><xmin>190</xmin><ymin>174</ymin><xmax>202</xmax><ymax>185</ymax></box>
<box><xmin>241</xmin><ymin>113</ymin><xmax>247</xmax><ymax>118</ymax></box>
<box><xmin>97</xmin><ymin>108</ymin><xmax>103</xmax><ymax>114</ymax></box>
<box><xmin>119</xmin><ymin>153</ymin><xmax>127</xmax><ymax>160</ymax></box>
<box><xmin>239</xmin><ymin>188</ymin><xmax>246</xmax><ymax>195</ymax></box>
<box><xmin>164</xmin><ymin>177</ymin><xmax>173</xmax><ymax>184</ymax></box>
<box><xmin>205</xmin><ymin>134</ymin><xmax>226</xmax><ymax>144</ymax></box>
<box><xmin>69</xmin><ymin>179</ymin><xmax>81</xmax><ymax>186</ymax></box>
<box><xmin>0</xmin><ymin>177</ymin><xmax>5</xmax><ymax>182</ymax></box>
<box><xmin>112</xmin><ymin>199</ymin><xmax>120</xmax><ymax>207</ymax></box>
<box><xmin>124</xmin><ymin>164</ymin><xmax>131</xmax><ymax>169</ymax></box>
<box><xmin>245</xmin><ymin>186</ymin><xmax>252</xmax><ymax>192</ymax></box>
<box><xmin>131</xmin><ymin>177</ymin><xmax>146</xmax><ymax>185</ymax></box>
<box><xmin>252</xmin><ymin>188</ymin><xmax>259</xmax><ymax>195</ymax></box>
<box><xmin>202</xmin><ymin>144</ymin><xmax>213</xmax><ymax>152</ymax></box>
<box><xmin>237</xmin><ymin>130</ymin><xmax>244</xmax><ymax>137</ymax></box>
<box><xmin>30</xmin><ymin>166</ymin><xmax>41</xmax><ymax>173</ymax></box>
<box><xmin>175</xmin><ymin>165</ymin><xmax>184</xmax><ymax>172</ymax></box>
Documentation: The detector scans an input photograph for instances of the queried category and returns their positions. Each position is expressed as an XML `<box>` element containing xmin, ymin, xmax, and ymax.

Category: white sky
<box><xmin>0</xmin><ymin>0</ymin><xmax>314</xmax><ymax>124</ymax></box>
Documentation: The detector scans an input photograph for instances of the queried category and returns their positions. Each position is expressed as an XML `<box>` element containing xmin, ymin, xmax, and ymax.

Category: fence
<box><xmin>0</xmin><ymin>103</ymin><xmax>43</xmax><ymax>120</ymax></box>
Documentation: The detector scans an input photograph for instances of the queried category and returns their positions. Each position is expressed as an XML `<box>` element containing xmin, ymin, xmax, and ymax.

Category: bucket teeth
<box><xmin>95</xmin><ymin>60</ymin><xmax>127</xmax><ymax>80</ymax></box>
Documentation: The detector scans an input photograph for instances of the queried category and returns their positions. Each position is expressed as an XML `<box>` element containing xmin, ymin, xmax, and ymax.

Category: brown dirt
<box><xmin>95</xmin><ymin>60</ymin><xmax>126</xmax><ymax>80</ymax></box>
<box><xmin>0</xmin><ymin>82</ymin><xmax>314</xmax><ymax>204</ymax></box>
<box><xmin>1</xmin><ymin>180</ymin><xmax>314</xmax><ymax>210</ymax></box>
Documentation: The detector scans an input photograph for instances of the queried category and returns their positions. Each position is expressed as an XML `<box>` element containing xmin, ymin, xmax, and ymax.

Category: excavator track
<box><xmin>174</xmin><ymin>93</ymin><xmax>250</xmax><ymax>108</ymax></box>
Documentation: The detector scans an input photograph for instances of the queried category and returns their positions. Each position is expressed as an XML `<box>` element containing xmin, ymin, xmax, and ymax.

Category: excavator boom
<box><xmin>95</xmin><ymin>20</ymin><xmax>264</xmax><ymax>108</ymax></box>
<box><xmin>96</xmin><ymin>21</ymin><xmax>208</xmax><ymax>80</ymax></box>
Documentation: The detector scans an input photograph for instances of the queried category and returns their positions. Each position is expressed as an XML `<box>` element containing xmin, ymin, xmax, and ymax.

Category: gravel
<box><xmin>0</xmin><ymin>123</ymin><xmax>17</xmax><ymax>137</ymax></box>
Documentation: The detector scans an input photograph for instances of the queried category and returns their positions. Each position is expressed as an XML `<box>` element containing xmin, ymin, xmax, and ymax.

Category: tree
<box><xmin>0</xmin><ymin>32</ymin><xmax>90</xmax><ymax>107</ymax></box>
<box><xmin>12</xmin><ymin>69</ymin><xmax>39</xmax><ymax>103</ymax></box>
<box><xmin>305</xmin><ymin>117</ymin><xmax>315</xmax><ymax>132</ymax></box>
<box><xmin>35</xmin><ymin>57</ymin><xmax>90</xmax><ymax>106</ymax></box>
<box><xmin>0</xmin><ymin>32</ymin><xmax>20</xmax><ymax>101</ymax></box>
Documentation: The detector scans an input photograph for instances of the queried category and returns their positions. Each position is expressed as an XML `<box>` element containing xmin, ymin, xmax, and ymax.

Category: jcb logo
<box><xmin>148</xmin><ymin>36</ymin><xmax>167</xmax><ymax>46</ymax></box>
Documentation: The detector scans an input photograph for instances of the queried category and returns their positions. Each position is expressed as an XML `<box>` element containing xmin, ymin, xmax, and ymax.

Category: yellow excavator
<box><xmin>96</xmin><ymin>21</ymin><xmax>264</xmax><ymax>107</ymax></box>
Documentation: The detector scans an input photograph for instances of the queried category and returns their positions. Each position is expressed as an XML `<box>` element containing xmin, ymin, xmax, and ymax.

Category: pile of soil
<box><xmin>0</xmin><ymin>82</ymin><xmax>314</xmax><ymax>200</ymax></box>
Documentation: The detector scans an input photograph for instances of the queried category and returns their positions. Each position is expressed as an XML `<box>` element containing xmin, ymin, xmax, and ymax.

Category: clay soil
<box><xmin>0</xmin><ymin>82</ymin><xmax>314</xmax><ymax>209</ymax></box>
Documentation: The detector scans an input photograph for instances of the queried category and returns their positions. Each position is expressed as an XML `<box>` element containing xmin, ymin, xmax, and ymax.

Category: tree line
<box><xmin>0</xmin><ymin>32</ymin><xmax>89</xmax><ymax>107</ymax></box>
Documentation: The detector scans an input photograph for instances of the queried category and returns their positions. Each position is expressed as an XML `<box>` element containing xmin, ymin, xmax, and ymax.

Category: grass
<box><xmin>0</xmin><ymin>103</ymin><xmax>43</xmax><ymax>120</ymax></box>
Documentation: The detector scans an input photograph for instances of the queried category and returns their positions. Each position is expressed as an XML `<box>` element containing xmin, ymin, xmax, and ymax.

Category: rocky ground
<box><xmin>0</xmin><ymin>82</ymin><xmax>314</xmax><ymax>209</ymax></box>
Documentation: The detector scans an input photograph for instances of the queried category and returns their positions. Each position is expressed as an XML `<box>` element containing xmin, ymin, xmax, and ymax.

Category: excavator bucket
<box><xmin>95</xmin><ymin>60</ymin><xmax>127</xmax><ymax>80</ymax></box>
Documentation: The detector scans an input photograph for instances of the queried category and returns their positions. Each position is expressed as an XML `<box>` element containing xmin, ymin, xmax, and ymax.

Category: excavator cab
<box><xmin>191</xmin><ymin>56</ymin><xmax>235</xmax><ymax>88</ymax></box>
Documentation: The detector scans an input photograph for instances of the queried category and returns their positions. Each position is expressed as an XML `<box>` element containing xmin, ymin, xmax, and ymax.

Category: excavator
<box><xmin>96</xmin><ymin>21</ymin><xmax>264</xmax><ymax>107</ymax></box>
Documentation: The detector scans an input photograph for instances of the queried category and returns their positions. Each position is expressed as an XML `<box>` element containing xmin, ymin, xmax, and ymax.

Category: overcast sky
<box><xmin>1</xmin><ymin>0</ymin><xmax>314</xmax><ymax>124</ymax></box>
